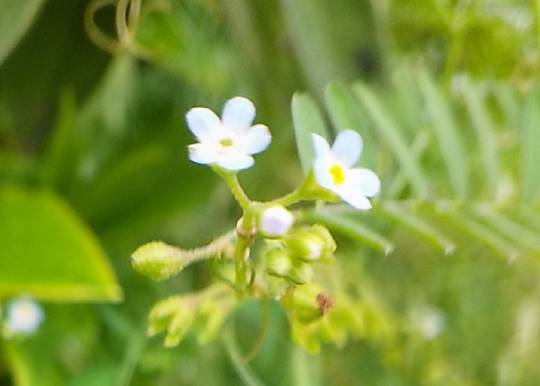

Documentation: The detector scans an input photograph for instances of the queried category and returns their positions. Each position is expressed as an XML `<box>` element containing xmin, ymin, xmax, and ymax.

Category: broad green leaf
<box><xmin>304</xmin><ymin>210</ymin><xmax>394</xmax><ymax>255</ymax></box>
<box><xmin>461</xmin><ymin>78</ymin><xmax>500</xmax><ymax>198</ymax></box>
<box><xmin>291</xmin><ymin>92</ymin><xmax>330</xmax><ymax>175</ymax></box>
<box><xmin>0</xmin><ymin>0</ymin><xmax>45</xmax><ymax>65</ymax></box>
<box><xmin>353</xmin><ymin>83</ymin><xmax>429</xmax><ymax>198</ymax></box>
<box><xmin>0</xmin><ymin>185</ymin><xmax>121</xmax><ymax>302</ymax></box>
<box><xmin>379</xmin><ymin>202</ymin><xmax>456</xmax><ymax>254</ymax></box>
<box><xmin>324</xmin><ymin>82</ymin><xmax>377</xmax><ymax>169</ymax></box>
<box><xmin>418</xmin><ymin>70</ymin><xmax>469</xmax><ymax>199</ymax></box>
<box><xmin>521</xmin><ymin>86</ymin><xmax>540</xmax><ymax>202</ymax></box>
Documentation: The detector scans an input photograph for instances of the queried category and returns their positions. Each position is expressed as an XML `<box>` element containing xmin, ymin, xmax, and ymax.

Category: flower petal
<box><xmin>186</xmin><ymin>108</ymin><xmax>221</xmax><ymax>141</ymax></box>
<box><xmin>313</xmin><ymin>157</ymin><xmax>335</xmax><ymax>191</ymax></box>
<box><xmin>332</xmin><ymin>129</ymin><xmax>363</xmax><ymax>167</ymax></box>
<box><xmin>347</xmin><ymin>168</ymin><xmax>381</xmax><ymax>197</ymax></box>
<box><xmin>216</xmin><ymin>154</ymin><xmax>255</xmax><ymax>171</ymax></box>
<box><xmin>312</xmin><ymin>134</ymin><xmax>331</xmax><ymax>159</ymax></box>
<box><xmin>243</xmin><ymin>124</ymin><xmax>271</xmax><ymax>154</ymax></box>
<box><xmin>188</xmin><ymin>143</ymin><xmax>217</xmax><ymax>165</ymax></box>
<box><xmin>337</xmin><ymin>188</ymin><xmax>372</xmax><ymax>210</ymax></box>
<box><xmin>222</xmin><ymin>97</ymin><xmax>256</xmax><ymax>131</ymax></box>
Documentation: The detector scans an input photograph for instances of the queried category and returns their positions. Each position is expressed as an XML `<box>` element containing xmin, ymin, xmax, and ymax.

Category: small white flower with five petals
<box><xmin>312</xmin><ymin>130</ymin><xmax>380</xmax><ymax>210</ymax></box>
<box><xmin>186</xmin><ymin>97</ymin><xmax>271</xmax><ymax>171</ymax></box>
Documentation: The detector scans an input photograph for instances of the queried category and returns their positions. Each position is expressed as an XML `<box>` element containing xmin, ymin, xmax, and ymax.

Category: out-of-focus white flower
<box><xmin>312</xmin><ymin>130</ymin><xmax>380</xmax><ymax>210</ymax></box>
<box><xmin>5</xmin><ymin>296</ymin><xmax>44</xmax><ymax>336</ymax></box>
<box><xmin>186</xmin><ymin>97</ymin><xmax>271</xmax><ymax>171</ymax></box>
<box><xmin>260</xmin><ymin>206</ymin><xmax>294</xmax><ymax>238</ymax></box>
<box><xmin>412</xmin><ymin>306</ymin><xmax>446</xmax><ymax>340</ymax></box>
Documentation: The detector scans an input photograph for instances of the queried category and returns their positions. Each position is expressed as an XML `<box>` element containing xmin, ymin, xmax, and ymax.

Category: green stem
<box><xmin>242</xmin><ymin>297</ymin><xmax>269</xmax><ymax>363</ymax></box>
<box><xmin>234</xmin><ymin>236</ymin><xmax>249</xmax><ymax>290</ymax></box>
<box><xmin>223</xmin><ymin>327</ymin><xmax>265</xmax><ymax>386</ymax></box>
<box><xmin>214</xmin><ymin>168</ymin><xmax>252</xmax><ymax>210</ymax></box>
<box><xmin>269</xmin><ymin>188</ymin><xmax>305</xmax><ymax>207</ymax></box>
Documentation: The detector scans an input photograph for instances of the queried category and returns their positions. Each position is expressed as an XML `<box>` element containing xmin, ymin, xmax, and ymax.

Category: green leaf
<box><xmin>280</xmin><ymin>0</ymin><xmax>348</xmax><ymax>96</ymax></box>
<box><xmin>439</xmin><ymin>208</ymin><xmax>519</xmax><ymax>262</ymax></box>
<box><xmin>324</xmin><ymin>82</ymin><xmax>377</xmax><ymax>169</ymax></box>
<box><xmin>42</xmin><ymin>88</ymin><xmax>77</xmax><ymax>189</ymax></box>
<box><xmin>521</xmin><ymin>86</ymin><xmax>540</xmax><ymax>202</ymax></box>
<box><xmin>379</xmin><ymin>202</ymin><xmax>456</xmax><ymax>254</ymax></box>
<box><xmin>0</xmin><ymin>185</ymin><xmax>122</xmax><ymax>302</ymax></box>
<box><xmin>0</xmin><ymin>0</ymin><xmax>45</xmax><ymax>65</ymax></box>
<box><xmin>353</xmin><ymin>83</ymin><xmax>429</xmax><ymax>198</ymax></box>
<box><xmin>386</xmin><ymin>130</ymin><xmax>431</xmax><ymax>199</ymax></box>
<box><xmin>418</xmin><ymin>70</ymin><xmax>469</xmax><ymax>199</ymax></box>
<box><xmin>291</xmin><ymin>92</ymin><xmax>330</xmax><ymax>175</ymax></box>
<box><xmin>460</xmin><ymin>78</ymin><xmax>500</xmax><ymax>198</ymax></box>
<box><xmin>473</xmin><ymin>206</ymin><xmax>540</xmax><ymax>255</ymax></box>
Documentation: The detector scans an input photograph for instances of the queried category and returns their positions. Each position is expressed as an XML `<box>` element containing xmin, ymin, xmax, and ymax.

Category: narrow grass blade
<box><xmin>386</xmin><ymin>130</ymin><xmax>431</xmax><ymax>198</ymax></box>
<box><xmin>437</xmin><ymin>206</ymin><xmax>519</xmax><ymax>262</ymax></box>
<box><xmin>325</xmin><ymin>81</ymin><xmax>377</xmax><ymax>169</ymax></box>
<box><xmin>304</xmin><ymin>210</ymin><xmax>394</xmax><ymax>255</ymax></box>
<box><xmin>493</xmin><ymin>84</ymin><xmax>520</xmax><ymax>129</ymax></box>
<box><xmin>379</xmin><ymin>202</ymin><xmax>456</xmax><ymax>254</ymax></box>
<box><xmin>473</xmin><ymin>206</ymin><xmax>540</xmax><ymax>255</ymax></box>
<box><xmin>461</xmin><ymin>78</ymin><xmax>500</xmax><ymax>198</ymax></box>
<box><xmin>354</xmin><ymin>83</ymin><xmax>429</xmax><ymax>199</ymax></box>
<box><xmin>292</xmin><ymin>92</ymin><xmax>330</xmax><ymax>175</ymax></box>
<box><xmin>521</xmin><ymin>87</ymin><xmax>540</xmax><ymax>202</ymax></box>
<box><xmin>42</xmin><ymin>89</ymin><xmax>78</xmax><ymax>189</ymax></box>
<box><xmin>518</xmin><ymin>208</ymin><xmax>540</xmax><ymax>234</ymax></box>
<box><xmin>418</xmin><ymin>70</ymin><xmax>469</xmax><ymax>199</ymax></box>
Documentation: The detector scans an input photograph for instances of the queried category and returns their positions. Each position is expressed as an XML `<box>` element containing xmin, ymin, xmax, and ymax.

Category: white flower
<box><xmin>312</xmin><ymin>130</ymin><xmax>380</xmax><ymax>210</ymax></box>
<box><xmin>5</xmin><ymin>296</ymin><xmax>44</xmax><ymax>336</ymax></box>
<box><xmin>260</xmin><ymin>206</ymin><xmax>294</xmax><ymax>237</ymax></box>
<box><xmin>411</xmin><ymin>306</ymin><xmax>446</xmax><ymax>340</ymax></box>
<box><xmin>186</xmin><ymin>97</ymin><xmax>271</xmax><ymax>171</ymax></box>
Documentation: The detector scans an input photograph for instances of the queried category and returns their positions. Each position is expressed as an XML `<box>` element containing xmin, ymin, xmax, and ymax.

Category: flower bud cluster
<box><xmin>147</xmin><ymin>283</ymin><xmax>235</xmax><ymax>347</ymax></box>
<box><xmin>264</xmin><ymin>224</ymin><xmax>336</xmax><ymax>291</ymax></box>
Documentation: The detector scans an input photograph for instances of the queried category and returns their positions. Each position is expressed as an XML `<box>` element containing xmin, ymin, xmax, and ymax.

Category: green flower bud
<box><xmin>284</xmin><ymin>225</ymin><xmax>336</xmax><ymax>262</ymax></box>
<box><xmin>164</xmin><ymin>309</ymin><xmax>194</xmax><ymax>348</ymax></box>
<box><xmin>147</xmin><ymin>295</ymin><xmax>183</xmax><ymax>336</ymax></box>
<box><xmin>264</xmin><ymin>248</ymin><xmax>292</xmax><ymax>277</ymax></box>
<box><xmin>286</xmin><ymin>262</ymin><xmax>314</xmax><ymax>285</ymax></box>
<box><xmin>132</xmin><ymin>241</ymin><xmax>187</xmax><ymax>281</ymax></box>
<box><xmin>266</xmin><ymin>274</ymin><xmax>291</xmax><ymax>299</ymax></box>
<box><xmin>147</xmin><ymin>295</ymin><xmax>195</xmax><ymax>347</ymax></box>
<box><xmin>283</xmin><ymin>284</ymin><xmax>332</xmax><ymax>324</ymax></box>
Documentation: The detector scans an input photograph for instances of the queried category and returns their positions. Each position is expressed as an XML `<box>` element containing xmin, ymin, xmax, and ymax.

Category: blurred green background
<box><xmin>1</xmin><ymin>0</ymin><xmax>540</xmax><ymax>385</ymax></box>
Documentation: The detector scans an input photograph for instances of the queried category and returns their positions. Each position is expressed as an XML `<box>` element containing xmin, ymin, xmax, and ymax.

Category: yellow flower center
<box><xmin>329</xmin><ymin>164</ymin><xmax>345</xmax><ymax>185</ymax></box>
<box><xmin>219</xmin><ymin>138</ymin><xmax>234</xmax><ymax>147</ymax></box>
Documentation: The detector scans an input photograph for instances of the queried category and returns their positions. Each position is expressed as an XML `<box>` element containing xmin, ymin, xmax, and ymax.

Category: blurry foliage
<box><xmin>0</xmin><ymin>0</ymin><xmax>539</xmax><ymax>385</ymax></box>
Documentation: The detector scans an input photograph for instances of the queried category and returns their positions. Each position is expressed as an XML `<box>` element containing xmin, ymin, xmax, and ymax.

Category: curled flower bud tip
<box><xmin>260</xmin><ymin>206</ymin><xmax>294</xmax><ymax>238</ymax></box>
